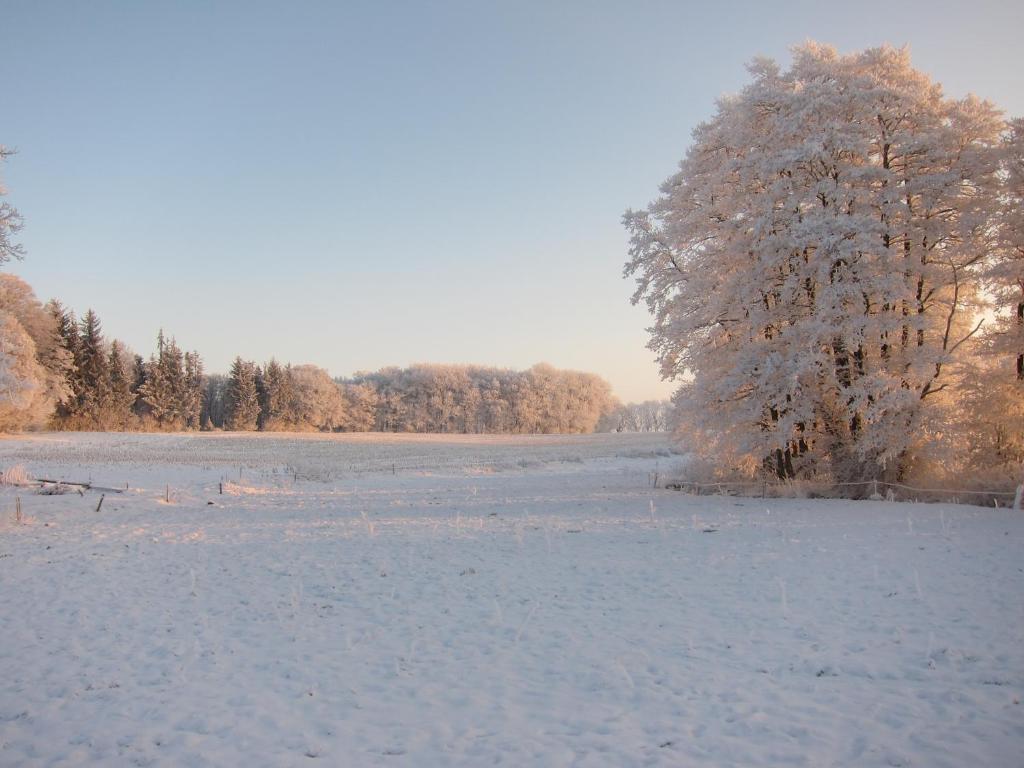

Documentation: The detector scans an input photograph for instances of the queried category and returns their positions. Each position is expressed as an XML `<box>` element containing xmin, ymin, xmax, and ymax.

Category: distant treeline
<box><xmin>202</xmin><ymin>361</ymin><xmax>616</xmax><ymax>434</ymax></box>
<box><xmin>0</xmin><ymin>274</ymin><xmax>665</xmax><ymax>434</ymax></box>
<box><xmin>596</xmin><ymin>400</ymin><xmax>673</xmax><ymax>434</ymax></box>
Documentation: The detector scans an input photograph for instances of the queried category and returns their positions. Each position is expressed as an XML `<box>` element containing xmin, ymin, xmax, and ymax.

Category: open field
<box><xmin>0</xmin><ymin>432</ymin><xmax>1022</xmax><ymax>767</ymax></box>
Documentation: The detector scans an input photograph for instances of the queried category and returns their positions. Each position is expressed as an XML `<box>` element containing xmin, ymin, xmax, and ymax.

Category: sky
<box><xmin>2</xmin><ymin>0</ymin><xmax>1022</xmax><ymax>402</ymax></box>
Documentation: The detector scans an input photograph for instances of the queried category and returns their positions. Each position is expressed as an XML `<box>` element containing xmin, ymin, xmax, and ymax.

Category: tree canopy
<box><xmin>626</xmin><ymin>43</ymin><xmax>1018</xmax><ymax>482</ymax></box>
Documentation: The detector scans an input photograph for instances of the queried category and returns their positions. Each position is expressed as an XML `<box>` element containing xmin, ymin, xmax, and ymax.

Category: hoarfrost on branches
<box><xmin>626</xmin><ymin>43</ymin><xmax>1011</xmax><ymax>482</ymax></box>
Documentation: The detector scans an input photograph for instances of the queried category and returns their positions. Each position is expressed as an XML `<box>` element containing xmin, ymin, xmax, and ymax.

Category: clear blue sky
<box><xmin>3</xmin><ymin>0</ymin><xmax>1022</xmax><ymax>401</ymax></box>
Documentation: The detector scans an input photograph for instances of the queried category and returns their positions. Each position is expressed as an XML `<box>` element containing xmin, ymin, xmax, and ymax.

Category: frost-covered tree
<box><xmin>340</xmin><ymin>381</ymin><xmax>379</xmax><ymax>431</ymax></box>
<box><xmin>225</xmin><ymin>357</ymin><xmax>260</xmax><ymax>431</ymax></box>
<box><xmin>260</xmin><ymin>359</ymin><xmax>298</xmax><ymax>430</ymax></box>
<box><xmin>139</xmin><ymin>331</ymin><xmax>181</xmax><ymax>428</ymax></box>
<box><xmin>967</xmin><ymin>118</ymin><xmax>1024</xmax><ymax>473</ymax></box>
<box><xmin>986</xmin><ymin>119</ymin><xmax>1024</xmax><ymax>379</ymax></box>
<box><xmin>0</xmin><ymin>310</ymin><xmax>49</xmax><ymax>430</ymax></box>
<box><xmin>104</xmin><ymin>341</ymin><xmax>136</xmax><ymax>430</ymax></box>
<box><xmin>130</xmin><ymin>353</ymin><xmax>147</xmax><ymax>418</ymax></box>
<box><xmin>290</xmin><ymin>364</ymin><xmax>345</xmax><ymax>431</ymax></box>
<box><xmin>0</xmin><ymin>279</ymin><xmax>73</xmax><ymax>419</ymax></box>
<box><xmin>183</xmin><ymin>351</ymin><xmax>204</xmax><ymax>430</ymax></box>
<box><xmin>625</xmin><ymin>43</ymin><xmax>1006</xmax><ymax>482</ymax></box>
<box><xmin>342</xmin><ymin>363</ymin><xmax>615</xmax><ymax>434</ymax></box>
<box><xmin>597</xmin><ymin>400</ymin><xmax>672</xmax><ymax>432</ymax></box>
<box><xmin>136</xmin><ymin>332</ymin><xmax>201</xmax><ymax>430</ymax></box>
<box><xmin>0</xmin><ymin>146</ymin><xmax>25</xmax><ymax>266</ymax></box>
<box><xmin>75</xmin><ymin>309</ymin><xmax>112</xmax><ymax>425</ymax></box>
<box><xmin>50</xmin><ymin>302</ymin><xmax>82</xmax><ymax>423</ymax></box>
<box><xmin>201</xmin><ymin>374</ymin><xmax>229</xmax><ymax>429</ymax></box>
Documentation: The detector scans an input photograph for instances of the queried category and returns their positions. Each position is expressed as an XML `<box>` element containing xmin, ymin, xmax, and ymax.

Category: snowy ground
<box><xmin>0</xmin><ymin>432</ymin><xmax>1021</xmax><ymax>767</ymax></box>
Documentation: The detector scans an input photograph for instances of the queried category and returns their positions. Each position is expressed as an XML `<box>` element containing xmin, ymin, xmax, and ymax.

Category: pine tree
<box><xmin>183</xmin><ymin>351</ymin><xmax>204</xmax><ymax>430</ymax></box>
<box><xmin>50</xmin><ymin>302</ymin><xmax>81</xmax><ymax>423</ymax></box>
<box><xmin>225</xmin><ymin>357</ymin><xmax>260</xmax><ymax>431</ymax></box>
<box><xmin>139</xmin><ymin>331</ymin><xmax>189</xmax><ymax>429</ymax></box>
<box><xmin>161</xmin><ymin>337</ymin><xmax>186</xmax><ymax>427</ymax></box>
<box><xmin>130</xmin><ymin>354</ymin><xmax>147</xmax><ymax>417</ymax></box>
<box><xmin>260</xmin><ymin>359</ymin><xmax>298</xmax><ymax>430</ymax></box>
<box><xmin>76</xmin><ymin>309</ymin><xmax>111</xmax><ymax>426</ymax></box>
<box><xmin>105</xmin><ymin>341</ymin><xmax>136</xmax><ymax>429</ymax></box>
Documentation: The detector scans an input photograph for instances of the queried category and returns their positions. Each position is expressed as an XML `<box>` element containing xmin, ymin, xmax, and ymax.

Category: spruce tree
<box><xmin>47</xmin><ymin>300</ymin><xmax>80</xmax><ymax>423</ymax></box>
<box><xmin>260</xmin><ymin>358</ymin><xmax>297</xmax><ymax>429</ymax></box>
<box><xmin>106</xmin><ymin>341</ymin><xmax>136</xmax><ymax>429</ymax></box>
<box><xmin>131</xmin><ymin>354</ymin><xmax>147</xmax><ymax>417</ymax></box>
<box><xmin>139</xmin><ymin>331</ymin><xmax>188</xmax><ymax>429</ymax></box>
<box><xmin>77</xmin><ymin>309</ymin><xmax>111</xmax><ymax>425</ymax></box>
<box><xmin>160</xmin><ymin>336</ymin><xmax>186</xmax><ymax>427</ymax></box>
<box><xmin>225</xmin><ymin>357</ymin><xmax>260</xmax><ymax>431</ymax></box>
<box><xmin>184</xmin><ymin>351</ymin><xmax>204</xmax><ymax>430</ymax></box>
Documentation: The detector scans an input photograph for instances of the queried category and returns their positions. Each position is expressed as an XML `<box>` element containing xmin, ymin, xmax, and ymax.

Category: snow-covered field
<box><xmin>0</xmin><ymin>432</ymin><xmax>1021</xmax><ymax>767</ymax></box>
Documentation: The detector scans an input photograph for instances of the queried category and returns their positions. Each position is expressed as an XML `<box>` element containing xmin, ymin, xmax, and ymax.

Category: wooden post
<box><xmin>96</xmin><ymin>494</ymin><xmax>105</xmax><ymax>513</ymax></box>
<box><xmin>15</xmin><ymin>496</ymin><xmax>21</xmax><ymax>524</ymax></box>
<box><xmin>165</xmin><ymin>484</ymin><xmax>169</xmax><ymax>503</ymax></box>
<box><xmin>219</xmin><ymin>482</ymin><xmax>223</xmax><ymax>495</ymax></box>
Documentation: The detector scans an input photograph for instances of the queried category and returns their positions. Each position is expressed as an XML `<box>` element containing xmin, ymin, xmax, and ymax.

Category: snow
<box><xmin>0</xmin><ymin>432</ymin><xmax>1021</xmax><ymax>767</ymax></box>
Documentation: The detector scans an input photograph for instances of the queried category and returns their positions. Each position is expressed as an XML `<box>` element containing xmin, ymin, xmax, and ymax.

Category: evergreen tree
<box><xmin>139</xmin><ymin>331</ymin><xmax>189</xmax><ymax>429</ymax></box>
<box><xmin>76</xmin><ymin>309</ymin><xmax>111</xmax><ymax>425</ymax></box>
<box><xmin>260</xmin><ymin>359</ymin><xmax>298</xmax><ymax>429</ymax></box>
<box><xmin>161</xmin><ymin>337</ymin><xmax>186</xmax><ymax>426</ymax></box>
<box><xmin>183</xmin><ymin>351</ymin><xmax>204</xmax><ymax>430</ymax></box>
<box><xmin>50</xmin><ymin>302</ymin><xmax>81</xmax><ymax>423</ymax></box>
<box><xmin>225</xmin><ymin>357</ymin><xmax>260</xmax><ymax>431</ymax></box>
<box><xmin>130</xmin><ymin>354</ymin><xmax>147</xmax><ymax>417</ymax></box>
<box><xmin>105</xmin><ymin>340</ymin><xmax>136</xmax><ymax>429</ymax></box>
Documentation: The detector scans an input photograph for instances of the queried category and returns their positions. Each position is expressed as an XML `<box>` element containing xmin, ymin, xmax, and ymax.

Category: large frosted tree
<box><xmin>625</xmin><ymin>44</ymin><xmax>1006</xmax><ymax>481</ymax></box>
